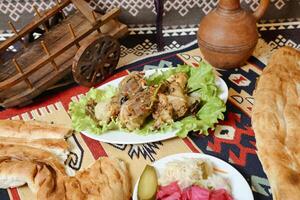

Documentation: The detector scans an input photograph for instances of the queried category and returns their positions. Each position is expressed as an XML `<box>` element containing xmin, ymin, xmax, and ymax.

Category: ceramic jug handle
<box><xmin>253</xmin><ymin>0</ymin><xmax>270</xmax><ymax>20</ymax></box>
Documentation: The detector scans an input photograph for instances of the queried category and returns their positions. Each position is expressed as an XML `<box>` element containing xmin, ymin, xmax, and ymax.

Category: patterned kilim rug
<box><xmin>0</xmin><ymin>40</ymin><xmax>274</xmax><ymax>200</ymax></box>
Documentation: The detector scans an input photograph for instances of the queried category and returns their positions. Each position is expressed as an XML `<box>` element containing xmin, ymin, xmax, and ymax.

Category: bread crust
<box><xmin>252</xmin><ymin>47</ymin><xmax>300</xmax><ymax>200</ymax></box>
<box><xmin>0</xmin><ymin>144</ymin><xmax>131</xmax><ymax>200</ymax></box>
<box><xmin>0</xmin><ymin>136</ymin><xmax>69</xmax><ymax>159</ymax></box>
<box><xmin>0</xmin><ymin>120</ymin><xmax>72</xmax><ymax>139</ymax></box>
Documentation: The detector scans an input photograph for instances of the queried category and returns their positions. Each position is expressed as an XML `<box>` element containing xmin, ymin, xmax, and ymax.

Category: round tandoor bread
<box><xmin>252</xmin><ymin>47</ymin><xmax>300</xmax><ymax>200</ymax></box>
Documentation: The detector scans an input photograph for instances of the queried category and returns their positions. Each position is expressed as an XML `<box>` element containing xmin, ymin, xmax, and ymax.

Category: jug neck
<box><xmin>218</xmin><ymin>0</ymin><xmax>241</xmax><ymax>10</ymax></box>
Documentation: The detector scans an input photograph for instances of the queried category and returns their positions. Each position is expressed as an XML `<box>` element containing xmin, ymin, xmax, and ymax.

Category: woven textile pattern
<box><xmin>0</xmin><ymin>0</ymin><xmax>298</xmax><ymax>28</ymax></box>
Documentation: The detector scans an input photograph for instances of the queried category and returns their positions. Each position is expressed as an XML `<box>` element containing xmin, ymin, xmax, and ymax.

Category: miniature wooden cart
<box><xmin>0</xmin><ymin>0</ymin><xmax>127</xmax><ymax>108</ymax></box>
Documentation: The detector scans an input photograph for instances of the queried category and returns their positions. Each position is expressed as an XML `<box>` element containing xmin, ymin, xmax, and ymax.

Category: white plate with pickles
<box><xmin>133</xmin><ymin>153</ymin><xmax>254</xmax><ymax>200</ymax></box>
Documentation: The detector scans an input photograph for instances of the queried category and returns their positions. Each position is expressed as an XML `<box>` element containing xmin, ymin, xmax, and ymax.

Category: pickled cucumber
<box><xmin>137</xmin><ymin>165</ymin><xmax>158</xmax><ymax>200</ymax></box>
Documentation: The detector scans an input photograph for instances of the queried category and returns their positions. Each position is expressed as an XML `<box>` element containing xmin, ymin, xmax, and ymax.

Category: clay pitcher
<box><xmin>197</xmin><ymin>0</ymin><xmax>269</xmax><ymax>69</ymax></box>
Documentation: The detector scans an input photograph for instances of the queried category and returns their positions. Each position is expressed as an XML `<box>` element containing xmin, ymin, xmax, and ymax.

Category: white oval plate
<box><xmin>132</xmin><ymin>153</ymin><xmax>254</xmax><ymax>200</ymax></box>
<box><xmin>81</xmin><ymin>69</ymin><xmax>228</xmax><ymax>144</ymax></box>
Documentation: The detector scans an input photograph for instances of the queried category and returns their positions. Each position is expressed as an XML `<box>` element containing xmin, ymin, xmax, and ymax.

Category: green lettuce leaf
<box><xmin>174</xmin><ymin>62</ymin><xmax>226</xmax><ymax>138</ymax></box>
<box><xmin>187</xmin><ymin>62</ymin><xmax>215</xmax><ymax>90</ymax></box>
<box><xmin>69</xmin><ymin>87</ymin><xmax>118</xmax><ymax>134</ymax></box>
<box><xmin>146</xmin><ymin>65</ymin><xmax>190</xmax><ymax>85</ymax></box>
<box><xmin>196</xmin><ymin>97</ymin><xmax>226</xmax><ymax>125</ymax></box>
<box><xmin>187</xmin><ymin>62</ymin><xmax>219</xmax><ymax>101</ymax></box>
<box><xmin>174</xmin><ymin>98</ymin><xmax>225</xmax><ymax>138</ymax></box>
<box><xmin>174</xmin><ymin>116</ymin><xmax>209</xmax><ymax>138</ymax></box>
<box><xmin>137</xmin><ymin>119</ymin><xmax>175</xmax><ymax>135</ymax></box>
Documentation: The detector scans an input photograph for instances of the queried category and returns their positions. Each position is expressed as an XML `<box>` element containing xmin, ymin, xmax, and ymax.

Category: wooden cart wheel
<box><xmin>72</xmin><ymin>35</ymin><xmax>120</xmax><ymax>87</ymax></box>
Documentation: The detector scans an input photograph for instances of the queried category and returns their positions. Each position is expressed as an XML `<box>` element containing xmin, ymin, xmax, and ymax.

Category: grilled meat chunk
<box><xmin>152</xmin><ymin>93</ymin><xmax>174</xmax><ymax>128</ymax></box>
<box><xmin>119</xmin><ymin>87</ymin><xmax>155</xmax><ymax>130</ymax></box>
<box><xmin>119</xmin><ymin>72</ymin><xmax>145</xmax><ymax>99</ymax></box>
<box><xmin>94</xmin><ymin>93</ymin><xmax>122</xmax><ymax>123</ymax></box>
<box><xmin>94</xmin><ymin>72</ymin><xmax>146</xmax><ymax>123</ymax></box>
<box><xmin>94</xmin><ymin>71</ymin><xmax>192</xmax><ymax>130</ymax></box>
<box><xmin>167</xmin><ymin>72</ymin><xmax>188</xmax><ymax>88</ymax></box>
<box><xmin>166</xmin><ymin>73</ymin><xmax>189</xmax><ymax>118</ymax></box>
<box><xmin>94</xmin><ymin>100</ymin><xmax>118</xmax><ymax>123</ymax></box>
<box><xmin>152</xmin><ymin>73</ymin><xmax>189</xmax><ymax>128</ymax></box>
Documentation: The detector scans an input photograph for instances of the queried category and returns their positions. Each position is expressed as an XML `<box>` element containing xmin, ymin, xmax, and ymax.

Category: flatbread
<box><xmin>0</xmin><ymin>137</ymin><xmax>69</xmax><ymax>161</ymax></box>
<box><xmin>0</xmin><ymin>144</ymin><xmax>66</xmax><ymax>174</ymax></box>
<box><xmin>252</xmin><ymin>47</ymin><xmax>300</xmax><ymax>200</ymax></box>
<box><xmin>0</xmin><ymin>120</ymin><xmax>71</xmax><ymax>162</ymax></box>
<box><xmin>0</xmin><ymin>120</ymin><xmax>72</xmax><ymax>139</ymax></box>
<box><xmin>0</xmin><ymin>144</ymin><xmax>131</xmax><ymax>200</ymax></box>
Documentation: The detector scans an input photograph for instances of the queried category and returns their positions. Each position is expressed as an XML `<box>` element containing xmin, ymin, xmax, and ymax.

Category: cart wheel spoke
<box><xmin>105</xmin><ymin>51</ymin><xmax>119</xmax><ymax>63</ymax></box>
<box><xmin>79</xmin><ymin>61</ymin><xmax>93</xmax><ymax>68</ymax></box>
<box><xmin>90</xmin><ymin>70</ymin><xmax>98</xmax><ymax>83</ymax></box>
<box><xmin>86</xmin><ymin>63</ymin><xmax>97</xmax><ymax>80</ymax></box>
<box><xmin>92</xmin><ymin>62</ymin><xmax>104</xmax><ymax>83</ymax></box>
<box><xmin>72</xmin><ymin>36</ymin><xmax>120</xmax><ymax>87</ymax></box>
<box><xmin>81</xmin><ymin>65</ymin><xmax>92</xmax><ymax>76</ymax></box>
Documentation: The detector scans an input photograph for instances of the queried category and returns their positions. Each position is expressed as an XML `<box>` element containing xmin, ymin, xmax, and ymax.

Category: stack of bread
<box><xmin>0</xmin><ymin>120</ymin><xmax>131</xmax><ymax>200</ymax></box>
<box><xmin>0</xmin><ymin>120</ymin><xmax>71</xmax><ymax>161</ymax></box>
